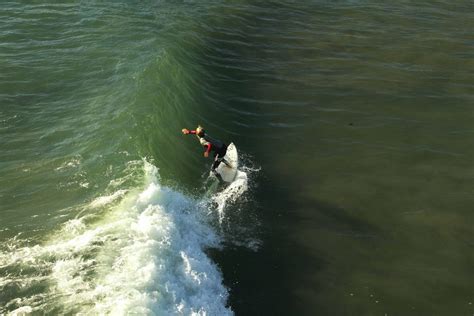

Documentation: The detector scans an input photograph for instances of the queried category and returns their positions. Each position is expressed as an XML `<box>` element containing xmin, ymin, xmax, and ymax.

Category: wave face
<box><xmin>0</xmin><ymin>1</ymin><xmax>255</xmax><ymax>313</ymax></box>
<box><xmin>1</xmin><ymin>161</ymin><xmax>233</xmax><ymax>315</ymax></box>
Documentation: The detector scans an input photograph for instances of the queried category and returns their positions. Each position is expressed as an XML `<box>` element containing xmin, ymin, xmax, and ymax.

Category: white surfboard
<box><xmin>215</xmin><ymin>142</ymin><xmax>238</xmax><ymax>183</ymax></box>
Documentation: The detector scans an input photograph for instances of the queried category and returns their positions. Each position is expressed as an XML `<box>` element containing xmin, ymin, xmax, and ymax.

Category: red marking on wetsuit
<box><xmin>187</xmin><ymin>130</ymin><xmax>212</xmax><ymax>154</ymax></box>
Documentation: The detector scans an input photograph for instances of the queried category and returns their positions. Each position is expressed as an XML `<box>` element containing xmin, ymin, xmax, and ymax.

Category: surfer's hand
<box><xmin>182</xmin><ymin>128</ymin><xmax>189</xmax><ymax>134</ymax></box>
<box><xmin>204</xmin><ymin>152</ymin><xmax>209</xmax><ymax>158</ymax></box>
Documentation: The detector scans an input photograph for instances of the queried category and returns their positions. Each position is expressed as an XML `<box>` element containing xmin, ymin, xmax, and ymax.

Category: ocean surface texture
<box><xmin>1</xmin><ymin>1</ymin><xmax>473</xmax><ymax>315</ymax></box>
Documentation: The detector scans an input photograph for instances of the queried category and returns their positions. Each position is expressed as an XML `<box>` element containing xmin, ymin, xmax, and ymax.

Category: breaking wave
<box><xmin>0</xmin><ymin>161</ymin><xmax>233</xmax><ymax>315</ymax></box>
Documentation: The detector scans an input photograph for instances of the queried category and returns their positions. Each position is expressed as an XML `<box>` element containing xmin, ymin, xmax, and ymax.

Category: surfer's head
<box><xmin>196</xmin><ymin>125</ymin><xmax>205</xmax><ymax>137</ymax></box>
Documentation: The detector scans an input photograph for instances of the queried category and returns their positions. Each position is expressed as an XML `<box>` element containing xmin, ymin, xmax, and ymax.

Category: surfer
<box><xmin>182</xmin><ymin>125</ymin><xmax>230</xmax><ymax>182</ymax></box>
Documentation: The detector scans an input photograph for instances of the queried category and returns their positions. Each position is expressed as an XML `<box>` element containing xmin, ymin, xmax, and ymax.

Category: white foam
<box><xmin>55</xmin><ymin>156</ymin><xmax>82</xmax><ymax>171</ymax></box>
<box><xmin>0</xmin><ymin>161</ymin><xmax>232</xmax><ymax>315</ymax></box>
<box><xmin>89</xmin><ymin>189</ymin><xmax>128</xmax><ymax>208</ymax></box>
<box><xmin>211</xmin><ymin>171</ymin><xmax>248</xmax><ymax>223</ymax></box>
<box><xmin>10</xmin><ymin>306</ymin><xmax>33</xmax><ymax>315</ymax></box>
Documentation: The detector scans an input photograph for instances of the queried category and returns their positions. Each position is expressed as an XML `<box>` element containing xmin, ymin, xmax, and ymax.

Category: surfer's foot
<box><xmin>212</xmin><ymin>170</ymin><xmax>224</xmax><ymax>183</ymax></box>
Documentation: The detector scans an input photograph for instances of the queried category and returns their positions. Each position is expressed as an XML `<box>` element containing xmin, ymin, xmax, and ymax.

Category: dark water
<box><xmin>1</xmin><ymin>1</ymin><xmax>473</xmax><ymax>315</ymax></box>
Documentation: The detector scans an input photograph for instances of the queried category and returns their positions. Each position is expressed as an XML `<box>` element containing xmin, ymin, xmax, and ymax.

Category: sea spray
<box><xmin>203</xmin><ymin>151</ymin><xmax>261</xmax><ymax>225</ymax></box>
<box><xmin>211</xmin><ymin>171</ymin><xmax>249</xmax><ymax>223</ymax></box>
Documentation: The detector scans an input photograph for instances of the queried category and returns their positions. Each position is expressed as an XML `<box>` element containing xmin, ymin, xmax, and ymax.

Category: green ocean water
<box><xmin>1</xmin><ymin>1</ymin><xmax>473</xmax><ymax>315</ymax></box>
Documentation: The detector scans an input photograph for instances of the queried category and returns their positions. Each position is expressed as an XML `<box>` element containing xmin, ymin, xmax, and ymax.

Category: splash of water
<box><xmin>211</xmin><ymin>171</ymin><xmax>249</xmax><ymax>223</ymax></box>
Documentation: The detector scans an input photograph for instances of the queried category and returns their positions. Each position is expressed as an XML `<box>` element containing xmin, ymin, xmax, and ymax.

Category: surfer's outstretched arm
<box><xmin>181</xmin><ymin>128</ymin><xmax>212</xmax><ymax>156</ymax></box>
<box><xmin>181</xmin><ymin>128</ymin><xmax>197</xmax><ymax>135</ymax></box>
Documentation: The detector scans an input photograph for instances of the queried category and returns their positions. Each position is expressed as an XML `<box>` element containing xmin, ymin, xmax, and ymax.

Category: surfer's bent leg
<box><xmin>212</xmin><ymin>148</ymin><xmax>226</xmax><ymax>170</ymax></box>
<box><xmin>210</xmin><ymin>154</ymin><xmax>225</xmax><ymax>183</ymax></box>
<box><xmin>218</xmin><ymin>147</ymin><xmax>231</xmax><ymax>167</ymax></box>
<box><xmin>211</xmin><ymin>163</ymin><xmax>224</xmax><ymax>183</ymax></box>
<box><xmin>211</xmin><ymin>156</ymin><xmax>221</xmax><ymax>171</ymax></box>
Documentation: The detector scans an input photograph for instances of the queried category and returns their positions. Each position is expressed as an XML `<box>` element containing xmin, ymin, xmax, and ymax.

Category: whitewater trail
<box><xmin>210</xmin><ymin>171</ymin><xmax>249</xmax><ymax>224</ymax></box>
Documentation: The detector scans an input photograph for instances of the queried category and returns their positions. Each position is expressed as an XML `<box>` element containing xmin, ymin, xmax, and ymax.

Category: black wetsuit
<box><xmin>198</xmin><ymin>133</ymin><xmax>228</xmax><ymax>171</ymax></box>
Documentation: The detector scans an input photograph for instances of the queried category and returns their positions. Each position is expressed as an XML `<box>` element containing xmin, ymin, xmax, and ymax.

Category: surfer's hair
<box><xmin>196</xmin><ymin>125</ymin><xmax>205</xmax><ymax>136</ymax></box>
